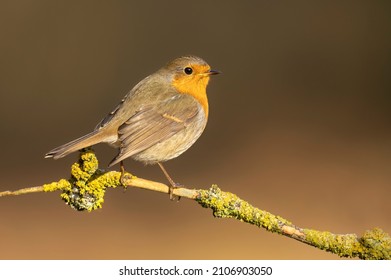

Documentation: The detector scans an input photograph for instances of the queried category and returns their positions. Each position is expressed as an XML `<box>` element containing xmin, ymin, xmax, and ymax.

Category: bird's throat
<box><xmin>172</xmin><ymin>76</ymin><xmax>209</xmax><ymax>118</ymax></box>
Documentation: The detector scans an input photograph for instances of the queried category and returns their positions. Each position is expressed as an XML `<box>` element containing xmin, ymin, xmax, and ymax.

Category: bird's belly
<box><xmin>132</xmin><ymin>113</ymin><xmax>207</xmax><ymax>164</ymax></box>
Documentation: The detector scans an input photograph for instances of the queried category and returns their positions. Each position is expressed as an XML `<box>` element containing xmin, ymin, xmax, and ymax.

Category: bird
<box><xmin>45</xmin><ymin>55</ymin><xmax>220</xmax><ymax>197</ymax></box>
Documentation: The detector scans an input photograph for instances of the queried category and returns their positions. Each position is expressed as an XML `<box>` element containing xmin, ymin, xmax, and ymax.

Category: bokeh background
<box><xmin>0</xmin><ymin>1</ymin><xmax>390</xmax><ymax>259</ymax></box>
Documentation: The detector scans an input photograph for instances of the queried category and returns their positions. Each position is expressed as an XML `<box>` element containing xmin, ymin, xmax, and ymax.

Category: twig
<box><xmin>1</xmin><ymin>149</ymin><xmax>390</xmax><ymax>259</ymax></box>
<box><xmin>0</xmin><ymin>186</ymin><xmax>44</xmax><ymax>197</ymax></box>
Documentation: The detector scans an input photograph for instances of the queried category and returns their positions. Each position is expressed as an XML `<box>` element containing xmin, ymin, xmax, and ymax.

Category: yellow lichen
<box><xmin>42</xmin><ymin>149</ymin><xmax>123</xmax><ymax>211</ymax></box>
<box><xmin>43</xmin><ymin>179</ymin><xmax>71</xmax><ymax>192</ymax></box>
<box><xmin>304</xmin><ymin>229</ymin><xmax>360</xmax><ymax>258</ymax></box>
<box><xmin>196</xmin><ymin>185</ymin><xmax>293</xmax><ymax>235</ymax></box>
<box><xmin>37</xmin><ymin>149</ymin><xmax>391</xmax><ymax>259</ymax></box>
<box><xmin>302</xmin><ymin>228</ymin><xmax>391</xmax><ymax>259</ymax></box>
<box><xmin>359</xmin><ymin>228</ymin><xmax>391</xmax><ymax>259</ymax></box>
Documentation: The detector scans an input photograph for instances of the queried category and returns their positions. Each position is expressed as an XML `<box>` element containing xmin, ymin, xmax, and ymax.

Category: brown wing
<box><xmin>94</xmin><ymin>80</ymin><xmax>146</xmax><ymax>130</ymax></box>
<box><xmin>108</xmin><ymin>94</ymin><xmax>200</xmax><ymax>167</ymax></box>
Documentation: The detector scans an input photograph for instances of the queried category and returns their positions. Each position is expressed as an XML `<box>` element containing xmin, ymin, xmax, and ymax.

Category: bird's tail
<box><xmin>45</xmin><ymin>130</ymin><xmax>108</xmax><ymax>160</ymax></box>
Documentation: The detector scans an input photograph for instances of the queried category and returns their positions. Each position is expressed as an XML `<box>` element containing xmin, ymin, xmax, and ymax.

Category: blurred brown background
<box><xmin>0</xmin><ymin>1</ymin><xmax>390</xmax><ymax>259</ymax></box>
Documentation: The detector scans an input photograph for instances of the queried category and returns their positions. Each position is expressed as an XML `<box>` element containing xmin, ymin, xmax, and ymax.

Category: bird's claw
<box><xmin>120</xmin><ymin>172</ymin><xmax>132</xmax><ymax>188</ymax></box>
<box><xmin>169</xmin><ymin>183</ymin><xmax>182</xmax><ymax>201</ymax></box>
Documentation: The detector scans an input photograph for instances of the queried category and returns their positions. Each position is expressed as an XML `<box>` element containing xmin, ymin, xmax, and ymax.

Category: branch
<box><xmin>1</xmin><ymin>149</ymin><xmax>390</xmax><ymax>259</ymax></box>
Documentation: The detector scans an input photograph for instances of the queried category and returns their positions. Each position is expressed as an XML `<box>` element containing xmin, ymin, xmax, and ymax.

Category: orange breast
<box><xmin>171</xmin><ymin>69</ymin><xmax>210</xmax><ymax>118</ymax></box>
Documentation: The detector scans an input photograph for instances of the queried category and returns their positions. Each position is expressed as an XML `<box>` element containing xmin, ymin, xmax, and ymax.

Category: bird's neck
<box><xmin>172</xmin><ymin>77</ymin><xmax>210</xmax><ymax>118</ymax></box>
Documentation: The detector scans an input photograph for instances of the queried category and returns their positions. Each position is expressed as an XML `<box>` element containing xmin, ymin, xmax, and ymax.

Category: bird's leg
<box><xmin>158</xmin><ymin>162</ymin><xmax>176</xmax><ymax>187</ymax></box>
<box><xmin>120</xmin><ymin>161</ymin><xmax>125</xmax><ymax>175</ymax></box>
<box><xmin>119</xmin><ymin>161</ymin><xmax>128</xmax><ymax>188</ymax></box>
<box><xmin>157</xmin><ymin>162</ymin><xmax>181</xmax><ymax>200</ymax></box>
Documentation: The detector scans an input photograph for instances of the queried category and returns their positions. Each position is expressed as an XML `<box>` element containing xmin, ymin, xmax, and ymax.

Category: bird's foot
<box><xmin>169</xmin><ymin>183</ymin><xmax>182</xmax><ymax>201</ymax></box>
<box><xmin>119</xmin><ymin>161</ymin><xmax>131</xmax><ymax>189</ymax></box>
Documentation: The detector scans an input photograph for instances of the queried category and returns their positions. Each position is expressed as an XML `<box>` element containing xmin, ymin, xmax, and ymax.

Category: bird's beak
<box><xmin>199</xmin><ymin>69</ymin><xmax>221</xmax><ymax>77</ymax></box>
<box><xmin>208</xmin><ymin>69</ymin><xmax>221</xmax><ymax>75</ymax></box>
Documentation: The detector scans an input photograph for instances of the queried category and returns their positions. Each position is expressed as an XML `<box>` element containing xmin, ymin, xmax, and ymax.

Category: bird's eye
<box><xmin>184</xmin><ymin>67</ymin><xmax>193</xmax><ymax>75</ymax></box>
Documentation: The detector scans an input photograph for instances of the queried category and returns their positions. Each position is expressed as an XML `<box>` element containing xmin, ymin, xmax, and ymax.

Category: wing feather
<box><xmin>108</xmin><ymin>94</ymin><xmax>200</xmax><ymax>166</ymax></box>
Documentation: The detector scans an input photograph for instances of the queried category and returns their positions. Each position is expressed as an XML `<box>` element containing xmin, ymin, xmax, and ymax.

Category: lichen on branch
<box><xmin>0</xmin><ymin>149</ymin><xmax>390</xmax><ymax>259</ymax></box>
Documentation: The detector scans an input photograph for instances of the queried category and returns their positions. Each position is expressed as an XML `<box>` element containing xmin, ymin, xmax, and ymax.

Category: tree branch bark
<box><xmin>1</xmin><ymin>149</ymin><xmax>390</xmax><ymax>259</ymax></box>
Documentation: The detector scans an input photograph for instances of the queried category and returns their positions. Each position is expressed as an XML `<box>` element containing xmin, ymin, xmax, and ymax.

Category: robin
<box><xmin>45</xmin><ymin>55</ymin><xmax>220</xmax><ymax>197</ymax></box>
